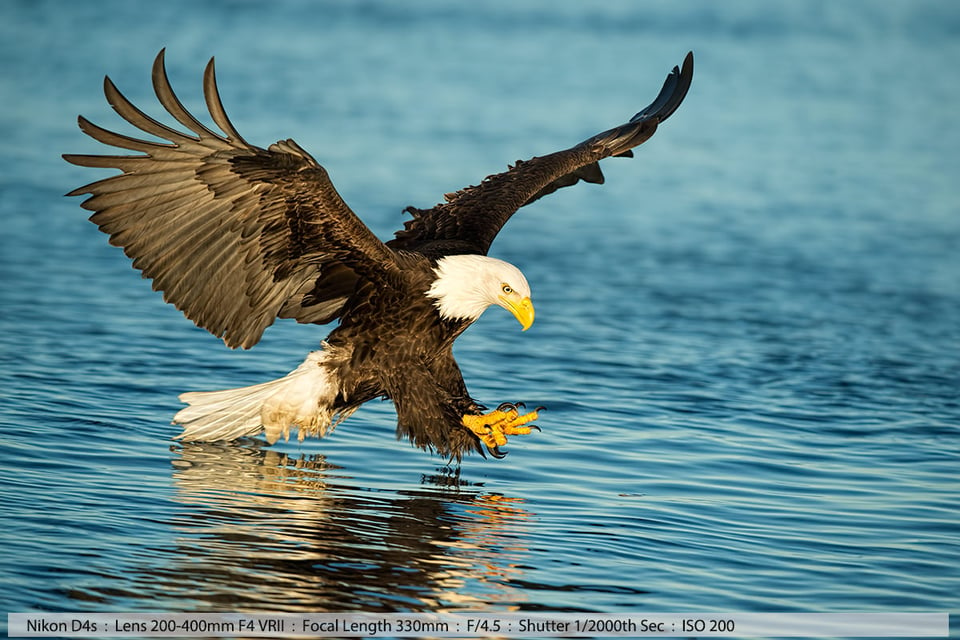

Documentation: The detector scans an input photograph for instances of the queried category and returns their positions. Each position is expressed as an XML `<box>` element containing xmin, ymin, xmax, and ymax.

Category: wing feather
<box><xmin>150</xmin><ymin>49</ymin><xmax>223</xmax><ymax>141</ymax></box>
<box><xmin>202</xmin><ymin>57</ymin><xmax>249</xmax><ymax>145</ymax></box>
<box><xmin>103</xmin><ymin>76</ymin><xmax>188</xmax><ymax>142</ymax></box>
<box><xmin>65</xmin><ymin>49</ymin><xmax>399</xmax><ymax>349</ymax></box>
<box><xmin>73</xmin><ymin>116</ymin><xmax>176</xmax><ymax>154</ymax></box>
<box><xmin>390</xmin><ymin>52</ymin><xmax>693</xmax><ymax>255</ymax></box>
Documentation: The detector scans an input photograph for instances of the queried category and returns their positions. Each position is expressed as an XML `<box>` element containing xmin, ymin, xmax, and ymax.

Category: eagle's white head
<box><xmin>426</xmin><ymin>254</ymin><xmax>534</xmax><ymax>330</ymax></box>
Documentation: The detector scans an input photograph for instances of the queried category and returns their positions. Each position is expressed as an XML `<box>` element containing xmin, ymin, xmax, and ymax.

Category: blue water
<box><xmin>2</xmin><ymin>0</ymin><xmax>959</xmax><ymax>630</ymax></box>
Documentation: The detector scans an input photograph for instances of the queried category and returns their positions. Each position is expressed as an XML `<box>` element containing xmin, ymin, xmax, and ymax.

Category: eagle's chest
<box><xmin>327</xmin><ymin>292</ymin><xmax>464</xmax><ymax>401</ymax></box>
<box><xmin>332</xmin><ymin>285</ymin><xmax>456</xmax><ymax>359</ymax></box>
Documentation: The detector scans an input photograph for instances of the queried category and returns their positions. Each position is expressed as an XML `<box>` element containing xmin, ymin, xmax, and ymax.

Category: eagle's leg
<box><xmin>461</xmin><ymin>403</ymin><xmax>542</xmax><ymax>456</ymax></box>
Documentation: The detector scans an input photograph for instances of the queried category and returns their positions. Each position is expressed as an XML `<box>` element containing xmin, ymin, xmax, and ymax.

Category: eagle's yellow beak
<box><xmin>499</xmin><ymin>294</ymin><xmax>535</xmax><ymax>331</ymax></box>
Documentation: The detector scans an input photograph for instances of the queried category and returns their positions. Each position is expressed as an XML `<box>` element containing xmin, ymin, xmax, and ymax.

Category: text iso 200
<box><xmin>681</xmin><ymin>618</ymin><xmax>736</xmax><ymax>633</ymax></box>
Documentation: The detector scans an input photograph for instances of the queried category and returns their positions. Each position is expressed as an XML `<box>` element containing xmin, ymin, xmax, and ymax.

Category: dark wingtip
<box><xmin>680</xmin><ymin>51</ymin><xmax>694</xmax><ymax>91</ymax></box>
<box><xmin>667</xmin><ymin>51</ymin><xmax>694</xmax><ymax>120</ymax></box>
<box><xmin>629</xmin><ymin>51</ymin><xmax>694</xmax><ymax>125</ymax></box>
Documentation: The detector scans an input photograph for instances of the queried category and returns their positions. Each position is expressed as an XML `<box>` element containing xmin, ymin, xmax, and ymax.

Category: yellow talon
<box><xmin>502</xmin><ymin>409</ymin><xmax>539</xmax><ymax>432</ymax></box>
<box><xmin>461</xmin><ymin>404</ymin><xmax>542</xmax><ymax>456</ymax></box>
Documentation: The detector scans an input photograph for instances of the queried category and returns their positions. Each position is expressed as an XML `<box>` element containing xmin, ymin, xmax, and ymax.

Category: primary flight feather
<box><xmin>64</xmin><ymin>49</ymin><xmax>693</xmax><ymax>460</ymax></box>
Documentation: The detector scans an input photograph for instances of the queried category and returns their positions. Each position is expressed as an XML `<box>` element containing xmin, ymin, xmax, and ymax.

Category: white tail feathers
<box><xmin>173</xmin><ymin>350</ymin><xmax>342</xmax><ymax>444</ymax></box>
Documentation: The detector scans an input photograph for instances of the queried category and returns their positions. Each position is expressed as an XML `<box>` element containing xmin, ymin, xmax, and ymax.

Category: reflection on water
<box><xmin>157</xmin><ymin>443</ymin><xmax>533</xmax><ymax>612</ymax></box>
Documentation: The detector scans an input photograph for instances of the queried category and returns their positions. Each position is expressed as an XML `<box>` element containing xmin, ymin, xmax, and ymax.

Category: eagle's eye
<box><xmin>501</xmin><ymin>284</ymin><xmax>513</xmax><ymax>294</ymax></box>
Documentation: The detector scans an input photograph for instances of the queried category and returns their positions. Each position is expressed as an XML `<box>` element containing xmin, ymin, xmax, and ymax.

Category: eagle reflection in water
<box><xmin>131</xmin><ymin>443</ymin><xmax>535</xmax><ymax>611</ymax></box>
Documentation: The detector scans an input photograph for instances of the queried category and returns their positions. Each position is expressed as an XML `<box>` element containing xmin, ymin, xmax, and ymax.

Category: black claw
<box><xmin>496</xmin><ymin>402</ymin><xmax>517</xmax><ymax>412</ymax></box>
<box><xmin>489</xmin><ymin>445</ymin><xmax>509</xmax><ymax>459</ymax></box>
<box><xmin>534</xmin><ymin>405</ymin><xmax>546</xmax><ymax>412</ymax></box>
<box><xmin>529</xmin><ymin>425</ymin><xmax>542</xmax><ymax>432</ymax></box>
<box><xmin>515</xmin><ymin>401</ymin><xmax>526</xmax><ymax>410</ymax></box>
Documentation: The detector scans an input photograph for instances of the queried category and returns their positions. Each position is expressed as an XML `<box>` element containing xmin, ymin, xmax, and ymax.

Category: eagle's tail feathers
<box><xmin>173</xmin><ymin>349</ymin><xmax>339</xmax><ymax>444</ymax></box>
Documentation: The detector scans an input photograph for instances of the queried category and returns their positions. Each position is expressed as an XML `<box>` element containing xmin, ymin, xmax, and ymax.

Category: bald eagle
<box><xmin>64</xmin><ymin>50</ymin><xmax>693</xmax><ymax>460</ymax></box>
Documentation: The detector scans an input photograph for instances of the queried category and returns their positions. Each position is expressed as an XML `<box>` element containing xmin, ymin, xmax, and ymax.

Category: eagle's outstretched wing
<box><xmin>64</xmin><ymin>49</ymin><xmax>399</xmax><ymax>349</ymax></box>
<box><xmin>389</xmin><ymin>51</ymin><xmax>693</xmax><ymax>256</ymax></box>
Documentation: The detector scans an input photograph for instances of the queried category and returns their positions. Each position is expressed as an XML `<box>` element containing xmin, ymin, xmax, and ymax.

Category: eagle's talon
<box><xmin>461</xmin><ymin>402</ymin><xmax>541</xmax><ymax>456</ymax></box>
<box><xmin>502</xmin><ymin>424</ymin><xmax>537</xmax><ymax>436</ymax></box>
<box><xmin>489</xmin><ymin>445</ymin><xmax>508</xmax><ymax>459</ymax></box>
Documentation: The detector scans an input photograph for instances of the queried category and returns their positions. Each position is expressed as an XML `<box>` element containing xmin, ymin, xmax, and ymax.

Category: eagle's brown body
<box><xmin>321</xmin><ymin>255</ymin><xmax>481</xmax><ymax>455</ymax></box>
